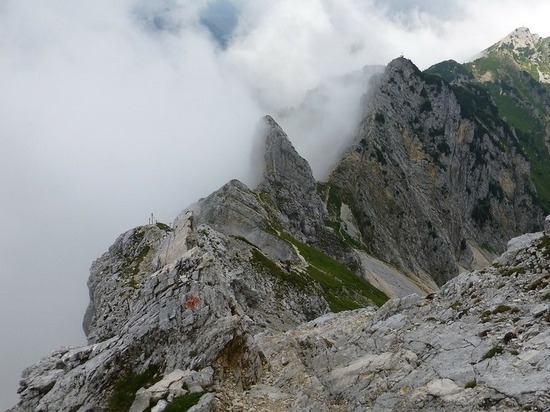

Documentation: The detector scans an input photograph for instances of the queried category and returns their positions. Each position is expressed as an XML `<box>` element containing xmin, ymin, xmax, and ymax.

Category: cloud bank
<box><xmin>1</xmin><ymin>0</ymin><xmax>549</xmax><ymax>407</ymax></box>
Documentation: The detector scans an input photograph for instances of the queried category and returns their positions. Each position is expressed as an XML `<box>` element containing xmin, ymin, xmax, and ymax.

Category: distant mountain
<box><xmin>427</xmin><ymin>27</ymin><xmax>550</xmax><ymax>212</ymax></box>
<box><xmin>482</xmin><ymin>27</ymin><xmax>550</xmax><ymax>83</ymax></box>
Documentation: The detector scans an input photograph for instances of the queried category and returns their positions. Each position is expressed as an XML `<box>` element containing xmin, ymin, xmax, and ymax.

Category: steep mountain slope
<box><xmin>328</xmin><ymin>57</ymin><xmax>541</xmax><ymax>285</ymax></box>
<box><xmin>215</xmin><ymin>216</ymin><xmax>550</xmax><ymax>411</ymax></box>
<box><xmin>428</xmin><ymin>27</ymin><xmax>550</xmax><ymax>212</ymax></box>
<box><xmin>8</xmin><ymin>117</ymin><xmax>388</xmax><ymax>412</ymax></box>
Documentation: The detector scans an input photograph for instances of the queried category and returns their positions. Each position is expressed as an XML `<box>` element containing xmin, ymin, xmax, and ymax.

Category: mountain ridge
<box><xmin>427</xmin><ymin>27</ymin><xmax>550</xmax><ymax>212</ymax></box>
<box><xmin>7</xmin><ymin>28</ymin><xmax>550</xmax><ymax>412</ymax></box>
<box><xmin>482</xmin><ymin>27</ymin><xmax>550</xmax><ymax>83</ymax></box>
<box><xmin>328</xmin><ymin>56</ymin><xmax>541</xmax><ymax>285</ymax></box>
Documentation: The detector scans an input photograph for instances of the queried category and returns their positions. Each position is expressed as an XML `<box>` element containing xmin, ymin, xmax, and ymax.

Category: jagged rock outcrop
<box><xmin>8</xmin><ymin>117</ymin><xmax>387</xmax><ymax>412</ymax></box>
<box><xmin>191</xmin><ymin>178</ymin><xmax>296</xmax><ymax>262</ymax></box>
<box><xmin>328</xmin><ymin>57</ymin><xmax>542</xmax><ymax>285</ymax></box>
<box><xmin>214</xmin><ymin>216</ymin><xmax>550</xmax><ymax>411</ymax></box>
<box><xmin>11</xmin><ymin>214</ymin><xmax>331</xmax><ymax>412</ymax></box>
<box><xmin>257</xmin><ymin>115</ymin><xmax>327</xmax><ymax>242</ymax></box>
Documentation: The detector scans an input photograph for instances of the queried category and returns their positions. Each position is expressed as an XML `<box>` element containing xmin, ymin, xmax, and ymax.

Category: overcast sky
<box><xmin>1</xmin><ymin>0</ymin><xmax>549</xmax><ymax>408</ymax></box>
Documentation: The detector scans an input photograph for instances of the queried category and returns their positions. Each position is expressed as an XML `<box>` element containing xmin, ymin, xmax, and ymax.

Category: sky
<box><xmin>1</xmin><ymin>0</ymin><xmax>549</xmax><ymax>408</ymax></box>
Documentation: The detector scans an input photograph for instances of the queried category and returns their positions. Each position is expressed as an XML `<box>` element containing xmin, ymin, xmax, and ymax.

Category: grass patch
<box><xmin>120</xmin><ymin>227</ymin><xmax>151</xmax><ymax>282</ymax></box>
<box><xmin>478</xmin><ymin>329</ymin><xmax>490</xmax><ymax>338</ymax></box>
<box><xmin>164</xmin><ymin>392</ymin><xmax>205</xmax><ymax>412</ymax></box>
<box><xmin>122</xmin><ymin>245</ymin><xmax>150</xmax><ymax>279</ymax></box>
<box><xmin>250</xmin><ymin>249</ymin><xmax>310</xmax><ymax>291</ymax></box>
<box><xmin>492</xmin><ymin>304</ymin><xmax>513</xmax><ymax>314</ymax></box>
<box><xmin>156</xmin><ymin>222</ymin><xmax>173</xmax><ymax>232</ymax></box>
<box><xmin>527</xmin><ymin>273</ymin><xmax>550</xmax><ymax>290</ymax></box>
<box><xmin>278</xmin><ymin>231</ymin><xmax>389</xmax><ymax>309</ymax></box>
<box><xmin>499</xmin><ymin>266</ymin><xmax>525</xmax><ymax>277</ymax></box>
<box><xmin>317</xmin><ymin>182</ymin><xmax>367</xmax><ymax>251</ymax></box>
<box><xmin>250</xmin><ymin>228</ymin><xmax>389</xmax><ymax>311</ymax></box>
<box><xmin>106</xmin><ymin>366</ymin><xmax>160</xmax><ymax>412</ymax></box>
<box><xmin>541</xmin><ymin>236</ymin><xmax>550</xmax><ymax>258</ymax></box>
<box><xmin>481</xmin><ymin>346</ymin><xmax>504</xmax><ymax>361</ymax></box>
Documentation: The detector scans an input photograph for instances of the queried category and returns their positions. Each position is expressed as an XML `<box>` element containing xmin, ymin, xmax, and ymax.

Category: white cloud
<box><xmin>1</xmin><ymin>0</ymin><xmax>549</xmax><ymax>408</ymax></box>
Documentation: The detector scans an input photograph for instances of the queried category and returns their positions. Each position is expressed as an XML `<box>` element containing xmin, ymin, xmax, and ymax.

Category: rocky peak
<box><xmin>259</xmin><ymin>115</ymin><xmax>316</xmax><ymax>194</ymax></box>
<box><xmin>495</xmin><ymin>27</ymin><xmax>540</xmax><ymax>49</ymax></box>
<box><xmin>483</xmin><ymin>27</ymin><xmax>550</xmax><ymax>83</ymax></box>
<box><xmin>257</xmin><ymin>115</ymin><xmax>326</xmax><ymax>241</ymax></box>
<box><xmin>328</xmin><ymin>57</ymin><xmax>541</xmax><ymax>285</ymax></box>
<box><xmin>384</xmin><ymin>56</ymin><xmax>422</xmax><ymax>80</ymax></box>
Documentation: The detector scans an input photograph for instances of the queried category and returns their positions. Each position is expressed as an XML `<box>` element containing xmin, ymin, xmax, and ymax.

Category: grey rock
<box><xmin>151</xmin><ymin>399</ymin><xmax>168</xmax><ymax>412</ymax></box>
<box><xmin>494</xmin><ymin>231</ymin><xmax>544</xmax><ymax>266</ymax></box>
<box><xmin>187</xmin><ymin>385</ymin><xmax>204</xmax><ymax>394</ymax></box>
<box><xmin>328</xmin><ymin>57</ymin><xmax>542</xmax><ymax>285</ymax></box>
<box><xmin>7</xmin><ymin>62</ymin><xmax>548</xmax><ymax>412</ymax></box>
<box><xmin>192</xmin><ymin>179</ymin><xmax>296</xmax><ymax>262</ymax></box>
<box><xmin>146</xmin><ymin>369</ymin><xmax>186</xmax><ymax>401</ymax></box>
<box><xmin>187</xmin><ymin>393</ymin><xmax>216</xmax><ymax>412</ymax></box>
<box><xmin>257</xmin><ymin>115</ymin><xmax>327</xmax><ymax>242</ymax></box>
<box><xmin>129</xmin><ymin>388</ymin><xmax>151</xmax><ymax>412</ymax></box>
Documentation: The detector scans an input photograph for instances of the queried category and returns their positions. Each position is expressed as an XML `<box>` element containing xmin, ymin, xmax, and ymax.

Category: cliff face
<box><xmin>328</xmin><ymin>57</ymin><xmax>542</xmax><ymax>285</ymax></box>
<box><xmin>429</xmin><ymin>27</ymin><xmax>550</xmax><ymax>212</ymax></box>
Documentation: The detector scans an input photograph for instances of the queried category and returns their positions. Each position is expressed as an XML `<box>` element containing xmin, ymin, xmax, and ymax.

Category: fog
<box><xmin>1</xmin><ymin>0</ymin><xmax>549</xmax><ymax>408</ymax></box>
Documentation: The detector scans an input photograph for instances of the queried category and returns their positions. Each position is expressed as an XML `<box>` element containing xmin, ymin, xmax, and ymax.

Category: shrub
<box><xmin>420</xmin><ymin>100</ymin><xmax>433</xmax><ymax>113</ymax></box>
<box><xmin>437</xmin><ymin>142</ymin><xmax>451</xmax><ymax>155</ymax></box>
<box><xmin>471</xmin><ymin>197</ymin><xmax>492</xmax><ymax>227</ymax></box>
<box><xmin>492</xmin><ymin>304</ymin><xmax>512</xmax><ymax>314</ymax></box>
<box><xmin>107</xmin><ymin>366</ymin><xmax>160</xmax><ymax>412</ymax></box>
<box><xmin>481</xmin><ymin>346</ymin><xmax>503</xmax><ymax>360</ymax></box>
<box><xmin>164</xmin><ymin>392</ymin><xmax>205</xmax><ymax>412</ymax></box>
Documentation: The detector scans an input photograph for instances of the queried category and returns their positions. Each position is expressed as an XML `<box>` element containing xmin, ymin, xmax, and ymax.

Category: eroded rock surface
<box><xmin>328</xmin><ymin>57</ymin><xmax>542</xmax><ymax>285</ymax></box>
<box><xmin>215</xmin><ymin>220</ymin><xmax>550</xmax><ymax>411</ymax></box>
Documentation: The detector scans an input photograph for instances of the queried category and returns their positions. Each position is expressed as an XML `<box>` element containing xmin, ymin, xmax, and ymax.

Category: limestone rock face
<box><xmin>10</xmin><ymin>215</ymin><xmax>331</xmax><ymax>412</ymax></box>
<box><xmin>328</xmin><ymin>57</ymin><xmax>542</xmax><ymax>285</ymax></box>
<box><xmin>191</xmin><ymin>179</ymin><xmax>296</xmax><ymax>263</ymax></box>
<box><xmin>8</xmin><ymin>116</ymin><xmax>550</xmax><ymax>412</ymax></box>
<box><xmin>258</xmin><ymin>115</ymin><xmax>327</xmax><ymax>242</ymax></box>
<box><xmin>83</xmin><ymin>223</ymin><xmax>173</xmax><ymax>343</ymax></box>
<box><xmin>214</xmin><ymin>219</ymin><xmax>550</xmax><ymax>411</ymax></box>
